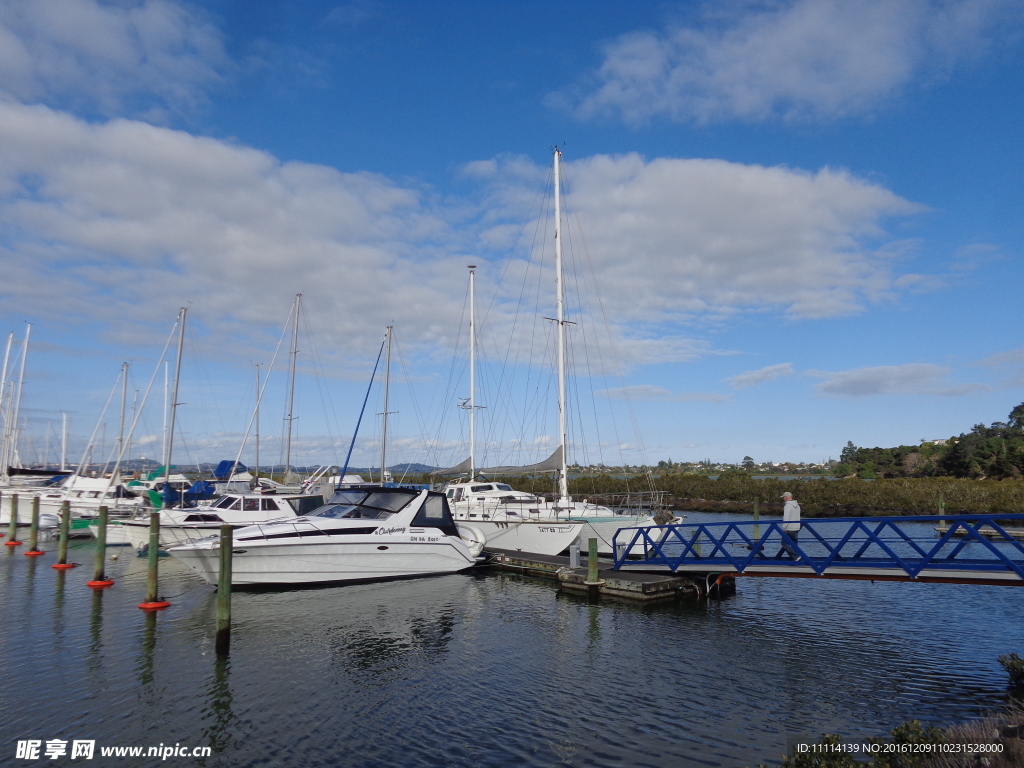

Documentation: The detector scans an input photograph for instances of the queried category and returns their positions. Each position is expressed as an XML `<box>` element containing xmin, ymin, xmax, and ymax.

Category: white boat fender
<box><xmin>456</xmin><ymin>524</ymin><xmax>487</xmax><ymax>558</ymax></box>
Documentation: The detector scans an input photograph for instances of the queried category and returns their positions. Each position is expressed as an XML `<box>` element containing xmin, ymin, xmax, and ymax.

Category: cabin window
<box><xmin>313</xmin><ymin>504</ymin><xmax>359</xmax><ymax>519</ymax></box>
<box><xmin>243</xmin><ymin>499</ymin><xmax>260</xmax><ymax>512</ymax></box>
<box><xmin>446</xmin><ymin>489</ymin><xmax>454</xmax><ymax>498</ymax></box>
<box><xmin>261</xmin><ymin>499</ymin><xmax>280</xmax><ymax>511</ymax></box>
<box><xmin>471</xmin><ymin>485</ymin><xmax>492</xmax><ymax>492</ymax></box>
<box><xmin>410</xmin><ymin>493</ymin><xmax>459</xmax><ymax>536</ymax></box>
<box><xmin>212</xmin><ymin>497</ymin><xmax>237</xmax><ymax>510</ymax></box>
<box><xmin>287</xmin><ymin>496</ymin><xmax>325</xmax><ymax>516</ymax></box>
<box><xmin>363</xmin><ymin>491</ymin><xmax>414</xmax><ymax>513</ymax></box>
<box><xmin>495</xmin><ymin>484</ymin><xmax>513</xmax><ymax>491</ymax></box>
<box><xmin>420</xmin><ymin>494</ymin><xmax>446</xmax><ymax>520</ymax></box>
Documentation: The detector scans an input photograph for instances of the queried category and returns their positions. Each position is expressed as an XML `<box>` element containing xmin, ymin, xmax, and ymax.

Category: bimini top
<box><xmin>315</xmin><ymin>487</ymin><xmax>459</xmax><ymax>536</ymax></box>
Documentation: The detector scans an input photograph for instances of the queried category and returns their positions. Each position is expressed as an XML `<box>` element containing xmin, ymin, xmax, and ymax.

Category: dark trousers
<box><xmin>779</xmin><ymin>529</ymin><xmax>800</xmax><ymax>559</ymax></box>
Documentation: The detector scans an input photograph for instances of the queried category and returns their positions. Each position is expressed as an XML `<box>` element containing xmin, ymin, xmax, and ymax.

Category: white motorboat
<box><xmin>104</xmin><ymin>490</ymin><xmax>325</xmax><ymax>549</ymax></box>
<box><xmin>168</xmin><ymin>486</ymin><xmax>487</xmax><ymax>586</ymax></box>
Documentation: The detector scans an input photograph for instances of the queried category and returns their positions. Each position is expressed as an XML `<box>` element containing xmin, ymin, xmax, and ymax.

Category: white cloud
<box><xmin>0</xmin><ymin>101</ymin><xmax>460</xmax><ymax>369</ymax></box>
<box><xmin>471</xmin><ymin>152</ymin><xmax>924</xmax><ymax>331</ymax></box>
<box><xmin>0</xmin><ymin>0</ymin><xmax>228</xmax><ymax>119</ymax></box>
<box><xmin>806</xmin><ymin>363</ymin><xmax>985</xmax><ymax>397</ymax></box>
<box><xmin>977</xmin><ymin>346</ymin><xmax>1024</xmax><ymax>386</ymax></box>
<box><xmin>0</xmin><ymin>106</ymin><xmax>927</xmax><ymax>376</ymax></box>
<box><xmin>564</xmin><ymin>0</ymin><xmax>1020</xmax><ymax>125</ymax></box>
<box><xmin>599</xmin><ymin>385</ymin><xmax>730</xmax><ymax>403</ymax></box>
<box><xmin>727</xmin><ymin>362</ymin><xmax>794</xmax><ymax>389</ymax></box>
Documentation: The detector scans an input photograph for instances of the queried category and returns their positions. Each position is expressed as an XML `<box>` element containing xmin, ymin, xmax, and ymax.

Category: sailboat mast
<box><xmin>112</xmin><ymin>361</ymin><xmax>128</xmax><ymax>479</ymax></box>
<box><xmin>468</xmin><ymin>266</ymin><xmax>476</xmax><ymax>479</ymax></box>
<box><xmin>284</xmin><ymin>294</ymin><xmax>301</xmax><ymax>480</ymax></box>
<box><xmin>379</xmin><ymin>326</ymin><xmax>392</xmax><ymax>483</ymax></box>
<box><xmin>60</xmin><ymin>413</ymin><xmax>68</xmax><ymax>472</ymax></box>
<box><xmin>163</xmin><ymin>308</ymin><xmax>186</xmax><ymax>506</ymax></box>
<box><xmin>0</xmin><ymin>332</ymin><xmax>13</xmax><ymax>479</ymax></box>
<box><xmin>10</xmin><ymin>324</ymin><xmax>31</xmax><ymax>471</ymax></box>
<box><xmin>553</xmin><ymin>149</ymin><xmax>569</xmax><ymax>505</ymax></box>
<box><xmin>254</xmin><ymin>363</ymin><xmax>260</xmax><ymax>479</ymax></box>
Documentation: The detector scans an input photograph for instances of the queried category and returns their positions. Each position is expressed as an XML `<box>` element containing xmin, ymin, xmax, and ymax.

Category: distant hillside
<box><xmin>836</xmin><ymin>402</ymin><xmax>1024</xmax><ymax>480</ymax></box>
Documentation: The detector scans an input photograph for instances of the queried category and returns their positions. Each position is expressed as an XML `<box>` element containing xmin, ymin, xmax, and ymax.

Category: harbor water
<box><xmin>2</xmin><ymin>513</ymin><xmax>1022</xmax><ymax>767</ymax></box>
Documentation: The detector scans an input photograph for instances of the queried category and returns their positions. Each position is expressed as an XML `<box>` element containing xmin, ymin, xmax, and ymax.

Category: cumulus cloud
<box><xmin>0</xmin><ymin>109</ymin><xmax>934</xmax><ymax>374</ymax></box>
<box><xmin>0</xmin><ymin>0</ymin><xmax>228</xmax><ymax>120</ymax></box>
<box><xmin>806</xmin><ymin>363</ymin><xmax>984</xmax><ymax>397</ymax></box>
<box><xmin>0</xmin><ymin>101</ymin><xmax>461</xmax><ymax>369</ymax></box>
<box><xmin>727</xmin><ymin>362</ymin><xmax>794</xmax><ymax>389</ymax></box>
<box><xmin>471</xmin><ymin>152</ymin><xmax>924</xmax><ymax>330</ymax></box>
<box><xmin>563</xmin><ymin>0</ymin><xmax>1020</xmax><ymax>125</ymax></box>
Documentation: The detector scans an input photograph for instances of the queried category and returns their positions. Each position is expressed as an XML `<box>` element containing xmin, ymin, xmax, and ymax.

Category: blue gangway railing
<box><xmin>611</xmin><ymin>514</ymin><xmax>1024</xmax><ymax>584</ymax></box>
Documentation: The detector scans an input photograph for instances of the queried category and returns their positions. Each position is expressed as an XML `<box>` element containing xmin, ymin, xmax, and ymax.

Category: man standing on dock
<box><xmin>777</xmin><ymin>492</ymin><xmax>801</xmax><ymax>559</ymax></box>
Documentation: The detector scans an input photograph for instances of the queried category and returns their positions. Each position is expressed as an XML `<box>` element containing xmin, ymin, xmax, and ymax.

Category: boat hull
<box><xmin>461</xmin><ymin>519</ymin><xmax>584</xmax><ymax>556</ymax></box>
<box><xmin>170</xmin><ymin>538</ymin><xmax>477</xmax><ymax>586</ymax></box>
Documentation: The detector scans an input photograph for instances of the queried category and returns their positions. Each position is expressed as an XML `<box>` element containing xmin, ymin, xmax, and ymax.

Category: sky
<box><xmin>1</xmin><ymin>0</ymin><xmax>1024</xmax><ymax>472</ymax></box>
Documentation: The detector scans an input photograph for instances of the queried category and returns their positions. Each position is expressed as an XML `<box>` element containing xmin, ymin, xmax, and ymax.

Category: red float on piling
<box><xmin>4</xmin><ymin>540</ymin><xmax>21</xmax><ymax>547</ymax></box>
<box><xmin>87</xmin><ymin>579</ymin><xmax>115</xmax><ymax>589</ymax></box>
<box><xmin>51</xmin><ymin>562</ymin><xmax>77</xmax><ymax>570</ymax></box>
<box><xmin>24</xmin><ymin>550</ymin><xmax>45</xmax><ymax>557</ymax></box>
<box><xmin>138</xmin><ymin>601</ymin><xmax>171</xmax><ymax>611</ymax></box>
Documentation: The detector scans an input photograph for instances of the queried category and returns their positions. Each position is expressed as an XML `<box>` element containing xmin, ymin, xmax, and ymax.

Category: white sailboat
<box><xmin>436</xmin><ymin>149</ymin><xmax>677</xmax><ymax>555</ymax></box>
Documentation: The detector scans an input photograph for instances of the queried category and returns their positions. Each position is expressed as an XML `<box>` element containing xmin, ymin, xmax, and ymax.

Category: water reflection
<box><xmin>199</xmin><ymin>654</ymin><xmax>237</xmax><ymax>761</ymax></box>
<box><xmin>87</xmin><ymin>589</ymin><xmax>104</xmax><ymax>672</ymax></box>
<box><xmin>137</xmin><ymin>611</ymin><xmax>157</xmax><ymax>688</ymax></box>
<box><xmin>332</xmin><ymin>609</ymin><xmax>456</xmax><ymax>673</ymax></box>
<box><xmin>51</xmin><ymin>569</ymin><xmax>66</xmax><ymax>639</ymax></box>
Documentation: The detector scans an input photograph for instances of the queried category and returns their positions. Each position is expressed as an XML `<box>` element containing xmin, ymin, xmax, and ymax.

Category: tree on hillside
<box><xmin>838</xmin><ymin>401</ymin><xmax>1024</xmax><ymax>479</ymax></box>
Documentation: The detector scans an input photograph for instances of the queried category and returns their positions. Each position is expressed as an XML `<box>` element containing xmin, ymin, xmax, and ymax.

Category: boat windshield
<box><xmin>313</xmin><ymin>489</ymin><xmax>416</xmax><ymax>520</ymax></box>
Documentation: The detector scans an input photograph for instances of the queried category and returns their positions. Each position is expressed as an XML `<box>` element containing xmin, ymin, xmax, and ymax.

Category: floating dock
<box><xmin>934</xmin><ymin>525</ymin><xmax>1024</xmax><ymax>540</ymax></box>
<box><xmin>484</xmin><ymin>548</ymin><xmax>712</xmax><ymax>601</ymax></box>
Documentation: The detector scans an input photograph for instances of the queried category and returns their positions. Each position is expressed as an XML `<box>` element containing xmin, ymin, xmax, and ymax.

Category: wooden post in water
<box><xmin>139</xmin><ymin>512</ymin><xmax>170</xmax><ymax>610</ymax></box>
<box><xmin>87</xmin><ymin>506</ymin><xmax>114</xmax><ymax>588</ymax></box>
<box><xmin>25</xmin><ymin>496</ymin><xmax>43</xmax><ymax>556</ymax></box>
<box><xmin>52</xmin><ymin>501</ymin><xmax>75</xmax><ymax>569</ymax></box>
<box><xmin>215</xmin><ymin>525</ymin><xmax>232</xmax><ymax>654</ymax></box>
<box><xmin>584</xmin><ymin>537</ymin><xmax>604</xmax><ymax>601</ymax></box>
<box><xmin>4</xmin><ymin>493</ymin><xmax>20</xmax><ymax>546</ymax></box>
<box><xmin>939</xmin><ymin>492</ymin><xmax>946</xmax><ymax>529</ymax></box>
<box><xmin>753</xmin><ymin>497</ymin><xmax>760</xmax><ymax>543</ymax></box>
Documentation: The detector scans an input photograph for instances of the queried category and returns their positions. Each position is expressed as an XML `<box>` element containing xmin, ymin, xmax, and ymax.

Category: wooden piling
<box><xmin>87</xmin><ymin>506</ymin><xmax>114</xmax><ymax>588</ymax></box>
<box><xmin>939</xmin><ymin>492</ymin><xmax>946</xmax><ymax>529</ymax></box>
<box><xmin>4</xmin><ymin>493</ymin><xmax>20</xmax><ymax>546</ymax></box>
<box><xmin>583</xmin><ymin>537</ymin><xmax>605</xmax><ymax>601</ymax></box>
<box><xmin>24</xmin><ymin>496</ymin><xmax>43</xmax><ymax>556</ymax></box>
<box><xmin>215</xmin><ymin>525</ymin><xmax>232</xmax><ymax>654</ymax></box>
<box><xmin>753</xmin><ymin>497</ymin><xmax>760</xmax><ymax>542</ymax></box>
<box><xmin>51</xmin><ymin>501</ymin><xmax>76</xmax><ymax>569</ymax></box>
<box><xmin>139</xmin><ymin>512</ymin><xmax>170</xmax><ymax>610</ymax></box>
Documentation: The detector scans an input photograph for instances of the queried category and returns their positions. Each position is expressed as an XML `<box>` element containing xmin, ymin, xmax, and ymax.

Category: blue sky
<box><xmin>1</xmin><ymin>0</ymin><xmax>1024</xmax><ymax>472</ymax></box>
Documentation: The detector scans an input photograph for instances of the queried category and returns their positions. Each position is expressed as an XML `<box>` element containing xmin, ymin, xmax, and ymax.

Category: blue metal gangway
<box><xmin>611</xmin><ymin>514</ymin><xmax>1024</xmax><ymax>586</ymax></box>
